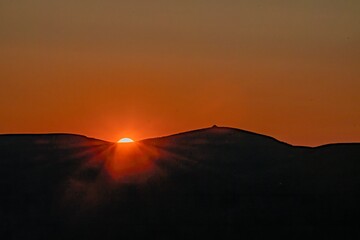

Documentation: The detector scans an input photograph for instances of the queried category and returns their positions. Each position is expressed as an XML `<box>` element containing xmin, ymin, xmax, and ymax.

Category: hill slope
<box><xmin>0</xmin><ymin>128</ymin><xmax>360</xmax><ymax>239</ymax></box>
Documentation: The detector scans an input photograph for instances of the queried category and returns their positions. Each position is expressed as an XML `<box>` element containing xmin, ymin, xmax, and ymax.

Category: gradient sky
<box><xmin>1</xmin><ymin>0</ymin><xmax>359</xmax><ymax>146</ymax></box>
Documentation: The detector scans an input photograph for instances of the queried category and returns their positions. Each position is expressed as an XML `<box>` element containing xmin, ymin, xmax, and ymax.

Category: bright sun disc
<box><xmin>118</xmin><ymin>138</ymin><xmax>134</xmax><ymax>143</ymax></box>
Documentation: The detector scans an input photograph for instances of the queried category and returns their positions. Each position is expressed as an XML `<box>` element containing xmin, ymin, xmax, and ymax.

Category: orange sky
<box><xmin>1</xmin><ymin>1</ymin><xmax>359</xmax><ymax>146</ymax></box>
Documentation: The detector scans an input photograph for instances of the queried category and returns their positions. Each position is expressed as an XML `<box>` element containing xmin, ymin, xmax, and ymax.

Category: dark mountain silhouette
<box><xmin>1</xmin><ymin>127</ymin><xmax>360</xmax><ymax>239</ymax></box>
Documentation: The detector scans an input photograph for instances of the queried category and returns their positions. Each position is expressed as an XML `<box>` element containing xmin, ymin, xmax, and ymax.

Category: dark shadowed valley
<box><xmin>1</xmin><ymin>127</ymin><xmax>360</xmax><ymax>239</ymax></box>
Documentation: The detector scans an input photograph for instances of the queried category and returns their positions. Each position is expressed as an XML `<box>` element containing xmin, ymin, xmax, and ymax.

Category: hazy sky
<box><xmin>1</xmin><ymin>0</ymin><xmax>359</xmax><ymax>145</ymax></box>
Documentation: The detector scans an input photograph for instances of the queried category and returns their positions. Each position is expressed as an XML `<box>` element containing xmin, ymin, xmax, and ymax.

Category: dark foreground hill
<box><xmin>1</xmin><ymin>127</ymin><xmax>360</xmax><ymax>239</ymax></box>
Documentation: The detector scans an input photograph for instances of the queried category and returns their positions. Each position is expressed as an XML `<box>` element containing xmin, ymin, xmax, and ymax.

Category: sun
<box><xmin>117</xmin><ymin>138</ymin><xmax>134</xmax><ymax>143</ymax></box>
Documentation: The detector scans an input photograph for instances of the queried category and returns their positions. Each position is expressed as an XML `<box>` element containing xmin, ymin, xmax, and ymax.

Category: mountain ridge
<box><xmin>140</xmin><ymin>126</ymin><xmax>291</xmax><ymax>146</ymax></box>
<box><xmin>1</xmin><ymin>126</ymin><xmax>360</xmax><ymax>239</ymax></box>
<box><xmin>1</xmin><ymin>126</ymin><xmax>359</xmax><ymax>147</ymax></box>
